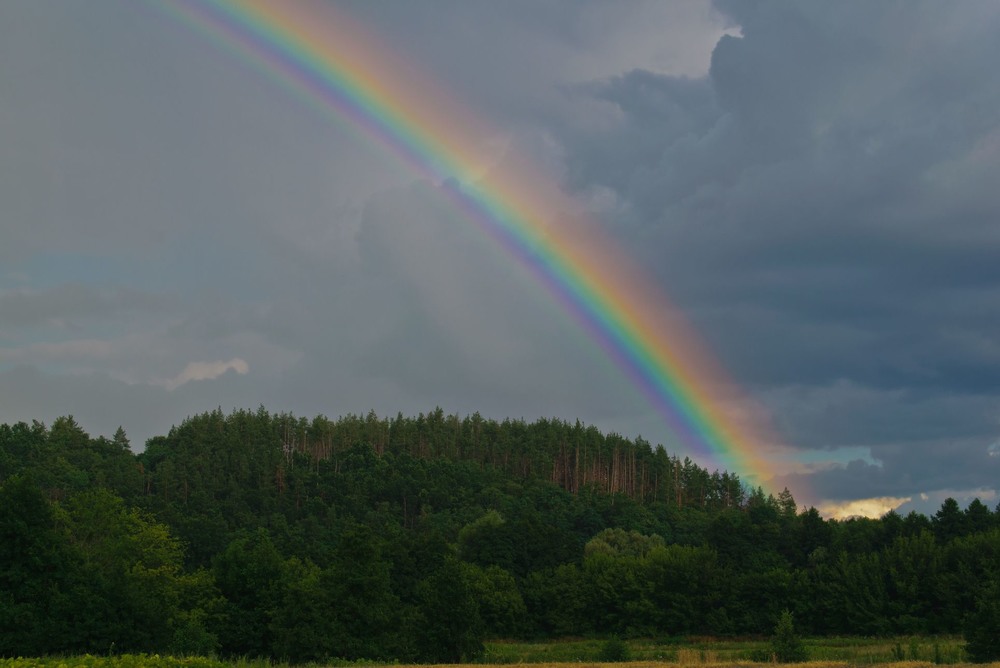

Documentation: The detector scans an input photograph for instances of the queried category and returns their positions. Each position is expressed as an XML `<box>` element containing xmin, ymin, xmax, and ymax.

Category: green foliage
<box><xmin>583</xmin><ymin>543</ymin><xmax>670</xmax><ymax>636</ymax></box>
<box><xmin>771</xmin><ymin>609</ymin><xmax>808</xmax><ymax>662</ymax></box>
<box><xmin>411</xmin><ymin>555</ymin><xmax>485</xmax><ymax>662</ymax></box>
<box><xmin>462</xmin><ymin>563</ymin><xmax>528</xmax><ymax>637</ymax></box>
<box><xmin>64</xmin><ymin>489</ymin><xmax>186</xmax><ymax>652</ymax></box>
<box><xmin>934</xmin><ymin>497</ymin><xmax>967</xmax><ymax>543</ymax></box>
<box><xmin>320</xmin><ymin>525</ymin><xmax>401</xmax><ymax>661</ymax></box>
<box><xmin>458</xmin><ymin>509</ymin><xmax>514</xmax><ymax>570</ymax></box>
<box><xmin>169</xmin><ymin>610</ymin><xmax>219</xmax><ymax>657</ymax></box>
<box><xmin>522</xmin><ymin>563</ymin><xmax>590</xmax><ymax>637</ymax></box>
<box><xmin>4</xmin><ymin>409</ymin><xmax>1000</xmax><ymax>661</ymax></box>
<box><xmin>267</xmin><ymin>557</ymin><xmax>330</xmax><ymax>663</ymax></box>
<box><xmin>0</xmin><ymin>475</ymin><xmax>81</xmax><ymax>656</ymax></box>
<box><xmin>598</xmin><ymin>636</ymin><xmax>631</xmax><ymax>662</ymax></box>
<box><xmin>212</xmin><ymin>529</ymin><xmax>283</xmax><ymax>657</ymax></box>
<box><xmin>964</xmin><ymin>581</ymin><xmax>1000</xmax><ymax>662</ymax></box>
<box><xmin>584</xmin><ymin>527</ymin><xmax>665</xmax><ymax>558</ymax></box>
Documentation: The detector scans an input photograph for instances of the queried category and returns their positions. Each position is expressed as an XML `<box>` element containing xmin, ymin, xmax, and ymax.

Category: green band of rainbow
<box><xmin>156</xmin><ymin>0</ymin><xmax>784</xmax><ymax>490</ymax></box>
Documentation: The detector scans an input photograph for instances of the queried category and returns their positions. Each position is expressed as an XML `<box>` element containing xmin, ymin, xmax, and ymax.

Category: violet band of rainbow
<box><xmin>154</xmin><ymin>0</ymin><xmax>788</xmax><ymax>492</ymax></box>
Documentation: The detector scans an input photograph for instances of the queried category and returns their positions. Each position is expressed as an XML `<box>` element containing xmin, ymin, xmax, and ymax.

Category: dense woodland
<box><xmin>2</xmin><ymin>408</ymin><xmax>1000</xmax><ymax>662</ymax></box>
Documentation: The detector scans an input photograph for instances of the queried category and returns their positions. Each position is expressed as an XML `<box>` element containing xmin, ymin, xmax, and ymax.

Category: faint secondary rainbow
<box><xmin>157</xmin><ymin>0</ymin><xmax>787</xmax><ymax>491</ymax></box>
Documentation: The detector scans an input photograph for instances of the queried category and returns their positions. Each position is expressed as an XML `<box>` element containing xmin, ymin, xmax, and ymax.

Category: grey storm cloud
<box><xmin>3</xmin><ymin>0</ymin><xmax>1000</xmax><ymax>512</ymax></box>
<box><xmin>786</xmin><ymin>438</ymin><xmax>1000</xmax><ymax>504</ymax></box>
<box><xmin>342</xmin><ymin>0</ymin><xmax>729</xmax><ymax>124</ymax></box>
<box><xmin>0</xmin><ymin>363</ymin><xmax>261</xmax><ymax>450</ymax></box>
<box><xmin>545</xmin><ymin>0</ymin><xmax>1000</xmax><ymax>505</ymax></box>
<box><xmin>0</xmin><ymin>285</ymin><xmax>172</xmax><ymax>329</ymax></box>
<box><xmin>344</xmin><ymin>179</ymin><xmax>644</xmax><ymax>420</ymax></box>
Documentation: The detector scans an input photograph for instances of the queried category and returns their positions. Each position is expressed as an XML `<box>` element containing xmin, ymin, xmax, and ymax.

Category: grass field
<box><xmin>0</xmin><ymin>657</ymin><xmax>280</xmax><ymax>668</ymax></box>
<box><xmin>0</xmin><ymin>637</ymin><xmax>994</xmax><ymax>668</ymax></box>
<box><xmin>7</xmin><ymin>659</ymin><xmax>998</xmax><ymax>668</ymax></box>
<box><xmin>481</xmin><ymin>636</ymin><xmax>970</xmax><ymax>665</ymax></box>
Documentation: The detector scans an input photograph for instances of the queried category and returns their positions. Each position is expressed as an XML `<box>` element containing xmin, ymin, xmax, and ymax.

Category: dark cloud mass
<box><xmin>548</xmin><ymin>0</ymin><xmax>1000</xmax><ymax>506</ymax></box>
<box><xmin>1</xmin><ymin>0</ymin><xmax>999</xmax><ymax>513</ymax></box>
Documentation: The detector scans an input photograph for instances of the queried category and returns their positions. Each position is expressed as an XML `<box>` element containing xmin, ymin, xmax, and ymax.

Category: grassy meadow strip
<box><xmin>0</xmin><ymin>640</ymin><xmax>991</xmax><ymax>668</ymax></box>
<box><xmin>2</xmin><ymin>659</ymin><xmax>1000</xmax><ymax>668</ymax></box>
<box><xmin>469</xmin><ymin>664</ymin><xmax>1000</xmax><ymax>668</ymax></box>
<box><xmin>0</xmin><ymin>657</ymin><xmax>285</xmax><ymax>668</ymax></box>
<box><xmin>483</xmin><ymin>636</ymin><xmax>970</xmax><ymax>664</ymax></box>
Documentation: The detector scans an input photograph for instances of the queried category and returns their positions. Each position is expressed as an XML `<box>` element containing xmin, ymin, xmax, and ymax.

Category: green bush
<box><xmin>747</xmin><ymin>647</ymin><xmax>774</xmax><ymax>662</ymax></box>
<box><xmin>965</xmin><ymin>583</ymin><xmax>1000</xmax><ymax>663</ymax></box>
<box><xmin>771</xmin><ymin>610</ymin><xmax>808</xmax><ymax>663</ymax></box>
<box><xmin>598</xmin><ymin>636</ymin><xmax>631</xmax><ymax>662</ymax></box>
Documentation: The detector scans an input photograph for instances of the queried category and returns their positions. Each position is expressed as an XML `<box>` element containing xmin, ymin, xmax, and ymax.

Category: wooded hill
<box><xmin>2</xmin><ymin>408</ymin><xmax>999</xmax><ymax>663</ymax></box>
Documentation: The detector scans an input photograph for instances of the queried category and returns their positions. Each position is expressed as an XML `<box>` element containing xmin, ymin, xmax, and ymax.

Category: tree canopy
<box><xmin>2</xmin><ymin>408</ymin><xmax>999</xmax><ymax>660</ymax></box>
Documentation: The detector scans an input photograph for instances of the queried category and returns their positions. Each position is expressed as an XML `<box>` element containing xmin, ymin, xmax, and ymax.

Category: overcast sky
<box><xmin>3</xmin><ymin>1</ymin><xmax>1000</xmax><ymax>517</ymax></box>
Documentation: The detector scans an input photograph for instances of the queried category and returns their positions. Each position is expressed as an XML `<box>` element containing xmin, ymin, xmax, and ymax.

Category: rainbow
<box><xmin>155</xmin><ymin>0</ymin><xmax>784</xmax><ymax>490</ymax></box>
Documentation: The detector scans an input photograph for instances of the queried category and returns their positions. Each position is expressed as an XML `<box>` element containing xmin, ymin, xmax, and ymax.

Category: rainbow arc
<box><xmin>159</xmin><ymin>0</ymin><xmax>787</xmax><ymax>491</ymax></box>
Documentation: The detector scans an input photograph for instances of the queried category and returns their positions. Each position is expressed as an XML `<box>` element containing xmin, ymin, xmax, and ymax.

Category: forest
<box><xmin>2</xmin><ymin>408</ymin><xmax>1000</xmax><ymax>663</ymax></box>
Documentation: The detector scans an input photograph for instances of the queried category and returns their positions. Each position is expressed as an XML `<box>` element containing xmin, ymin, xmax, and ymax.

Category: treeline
<box><xmin>142</xmin><ymin>407</ymin><xmax>745</xmax><ymax>510</ymax></box>
<box><xmin>2</xmin><ymin>409</ymin><xmax>1000</xmax><ymax>662</ymax></box>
